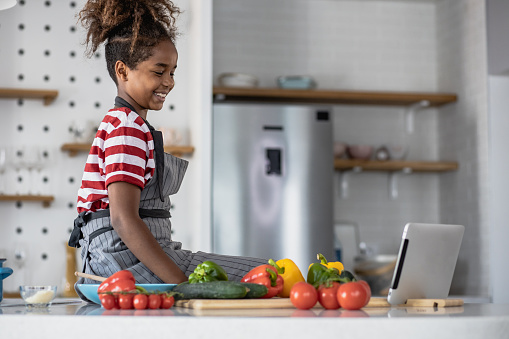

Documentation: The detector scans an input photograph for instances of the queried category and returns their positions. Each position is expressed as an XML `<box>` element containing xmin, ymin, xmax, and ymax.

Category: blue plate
<box><xmin>76</xmin><ymin>284</ymin><xmax>177</xmax><ymax>304</ymax></box>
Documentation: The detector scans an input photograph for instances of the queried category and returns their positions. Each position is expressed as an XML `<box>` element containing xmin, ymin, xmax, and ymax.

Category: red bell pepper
<box><xmin>98</xmin><ymin>270</ymin><xmax>136</xmax><ymax>294</ymax></box>
<box><xmin>241</xmin><ymin>260</ymin><xmax>285</xmax><ymax>299</ymax></box>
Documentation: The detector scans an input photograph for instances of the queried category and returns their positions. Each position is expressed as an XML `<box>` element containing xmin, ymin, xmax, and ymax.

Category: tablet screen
<box><xmin>387</xmin><ymin>223</ymin><xmax>464</xmax><ymax>305</ymax></box>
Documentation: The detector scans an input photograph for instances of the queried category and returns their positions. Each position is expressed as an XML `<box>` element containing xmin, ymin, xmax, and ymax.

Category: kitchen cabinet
<box><xmin>0</xmin><ymin>88</ymin><xmax>58</xmax><ymax>106</ymax></box>
<box><xmin>61</xmin><ymin>143</ymin><xmax>195</xmax><ymax>158</ymax></box>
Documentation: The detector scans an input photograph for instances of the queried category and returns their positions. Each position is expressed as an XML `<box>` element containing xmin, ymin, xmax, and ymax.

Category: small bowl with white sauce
<box><xmin>20</xmin><ymin>285</ymin><xmax>57</xmax><ymax>308</ymax></box>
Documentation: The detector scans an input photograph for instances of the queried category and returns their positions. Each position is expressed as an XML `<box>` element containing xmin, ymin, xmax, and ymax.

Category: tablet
<box><xmin>387</xmin><ymin>223</ymin><xmax>464</xmax><ymax>305</ymax></box>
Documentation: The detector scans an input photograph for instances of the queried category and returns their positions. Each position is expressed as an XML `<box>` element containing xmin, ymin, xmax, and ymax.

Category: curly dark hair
<box><xmin>78</xmin><ymin>0</ymin><xmax>181</xmax><ymax>84</ymax></box>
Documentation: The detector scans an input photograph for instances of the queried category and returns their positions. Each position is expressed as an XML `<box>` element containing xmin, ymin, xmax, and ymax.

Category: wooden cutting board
<box><xmin>174</xmin><ymin>297</ymin><xmax>463</xmax><ymax>310</ymax></box>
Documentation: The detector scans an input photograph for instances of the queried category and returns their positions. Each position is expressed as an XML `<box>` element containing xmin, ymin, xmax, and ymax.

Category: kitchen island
<box><xmin>1</xmin><ymin>298</ymin><xmax>508</xmax><ymax>339</ymax></box>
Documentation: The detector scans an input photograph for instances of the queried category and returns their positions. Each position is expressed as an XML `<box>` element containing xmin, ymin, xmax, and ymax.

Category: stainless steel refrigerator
<box><xmin>212</xmin><ymin>103</ymin><xmax>334</xmax><ymax>271</ymax></box>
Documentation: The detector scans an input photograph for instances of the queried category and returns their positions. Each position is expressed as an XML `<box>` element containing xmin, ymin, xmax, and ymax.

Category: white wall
<box><xmin>435</xmin><ymin>0</ymin><xmax>489</xmax><ymax>297</ymax></box>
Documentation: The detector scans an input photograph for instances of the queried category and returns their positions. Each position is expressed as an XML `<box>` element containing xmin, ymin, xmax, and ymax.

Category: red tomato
<box><xmin>99</xmin><ymin>294</ymin><xmax>116</xmax><ymax>310</ymax></box>
<box><xmin>290</xmin><ymin>282</ymin><xmax>318</xmax><ymax>310</ymax></box>
<box><xmin>357</xmin><ymin>280</ymin><xmax>372</xmax><ymax>305</ymax></box>
<box><xmin>160</xmin><ymin>295</ymin><xmax>175</xmax><ymax>309</ymax></box>
<box><xmin>148</xmin><ymin>294</ymin><xmax>162</xmax><ymax>309</ymax></box>
<box><xmin>317</xmin><ymin>282</ymin><xmax>341</xmax><ymax>310</ymax></box>
<box><xmin>118</xmin><ymin>293</ymin><xmax>134</xmax><ymax>309</ymax></box>
<box><xmin>337</xmin><ymin>282</ymin><xmax>369</xmax><ymax>310</ymax></box>
<box><xmin>133</xmin><ymin>294</ymin><xmax>148</xmax><ymax>310</ymax></box>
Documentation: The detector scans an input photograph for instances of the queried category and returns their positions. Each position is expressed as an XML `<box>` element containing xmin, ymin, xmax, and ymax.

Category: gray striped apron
<box><xmin>70</xmin><ymin>112</ymin><xmax>267</xmax><ymax>301</ymax></box>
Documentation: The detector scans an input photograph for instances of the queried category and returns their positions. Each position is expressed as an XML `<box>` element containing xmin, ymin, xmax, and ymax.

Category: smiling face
<box><xmin>115</xmin><ymin>39</ymin><xmax>178</xmax><ymax>119</ymax></box>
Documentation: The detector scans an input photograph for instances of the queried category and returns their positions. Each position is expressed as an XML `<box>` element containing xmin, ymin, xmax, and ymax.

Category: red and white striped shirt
<box><xmin>77</xmin><ymin>107</ymin><xmax>155</xmax><ymax>213</ymax></box>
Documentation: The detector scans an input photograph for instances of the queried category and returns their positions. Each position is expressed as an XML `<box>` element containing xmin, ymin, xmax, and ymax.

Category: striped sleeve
<box><xmin>76</xmin><ymin>108</ymin><xmax>155</xmax><ymax>213</ymax></box>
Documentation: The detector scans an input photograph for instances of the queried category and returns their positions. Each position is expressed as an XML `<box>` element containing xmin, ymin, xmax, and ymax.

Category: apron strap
<box><xmin>68</xmin><ymin>208</ymin><xmax>171</xmax><ymax>248</ymax></box>
<box><xmin>114</xmin><ymin>96</ymin><xmax>166</xmax><ymax>202</ymax></box>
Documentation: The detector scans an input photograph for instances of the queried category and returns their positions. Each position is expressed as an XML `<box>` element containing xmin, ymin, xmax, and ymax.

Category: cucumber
<box><xmin>242</xmin><ymin>283</ymin><xmax>268</xmax><ymax>299</ymax></box>
<box><xmin>173</xmin><ymin>281</ymin><xmax>249</xmax><ymax>300</ymax></box>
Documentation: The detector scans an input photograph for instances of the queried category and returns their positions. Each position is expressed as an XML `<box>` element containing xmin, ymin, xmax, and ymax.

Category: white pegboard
<box><xmin>0</xmin><ymin>0</ymin><xmax>194</xmax><ymax>294</ymax></box>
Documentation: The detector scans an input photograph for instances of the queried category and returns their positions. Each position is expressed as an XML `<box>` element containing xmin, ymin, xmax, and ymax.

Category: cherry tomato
<box><xmin>160</xmin><ymin>295</ymin><xmax>175</xmax><ymax>309</ymax></box>
<box><xmin>337</xmin><ymin>281</ymin><xmax>369</xmax><ymax>310</ymax></box>
<box><xmin>118</xmin><ymin>293</ymin><xmax>134</xmax><ymax>309</ymax></box>
<box><xmin>290</xmin><ymin>281</ymin><xmax>318</xmax><ymax>310</ymax></box>
<box><xmin>133</xmin><ymin>294</ymin><xmax>148</xmax><ymax>310</ymax></box>
<box><xmin>317</xmin><ymin>282</ymin><xmax>341</xmax><ymax>310</ymax></box>
<box><xmin>148</xmin><ymin>294</ymin><xmax>162</xmax><ymax>309</ymax></box>
<box><xmin>99</xmin><ymin>294</ymin><xmax>116</xmax><ymax>310</ymax></box>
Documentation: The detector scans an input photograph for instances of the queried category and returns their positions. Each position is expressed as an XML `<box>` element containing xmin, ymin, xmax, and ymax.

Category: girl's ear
<box><xmin>115</xmin><ymin>60</ymin><xmax>129</xmax><ymax>82</ymax></box>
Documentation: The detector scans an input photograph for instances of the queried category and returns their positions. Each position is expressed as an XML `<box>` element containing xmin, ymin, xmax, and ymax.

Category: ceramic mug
<box><xmin>0</xmin><ymin>258</ymin><xmax>14</xmax><ymax>303</ymax></box>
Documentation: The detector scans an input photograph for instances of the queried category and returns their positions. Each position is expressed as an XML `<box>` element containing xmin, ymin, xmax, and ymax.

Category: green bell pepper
<box><xmin>188</xmin><ymin>260</ymin><xmax>229</xmax><ymax>283</ymax></box>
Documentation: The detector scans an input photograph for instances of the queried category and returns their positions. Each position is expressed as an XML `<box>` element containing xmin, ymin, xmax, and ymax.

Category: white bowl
<box><xmin>20</xmin><ymin>285</ymin><xmax>57</xmax><ymax>308</ymax></box>
<box><xmin>218</xmin><ymin>73</ymin><xmax>259</xmax><ymax>88</ymax></box>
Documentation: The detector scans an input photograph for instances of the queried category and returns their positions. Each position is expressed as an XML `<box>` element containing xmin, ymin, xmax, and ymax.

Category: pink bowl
<box><xmin>347</xmin><ymin>145</ymin><xmax>373</xmax><ymax>160</ymax></box>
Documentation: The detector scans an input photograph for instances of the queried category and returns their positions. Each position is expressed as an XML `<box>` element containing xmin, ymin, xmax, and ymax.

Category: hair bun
<box><xmin>78</xmin><ymin>0</ymin><xmax>181</xmax><ymax>57</ymax></box>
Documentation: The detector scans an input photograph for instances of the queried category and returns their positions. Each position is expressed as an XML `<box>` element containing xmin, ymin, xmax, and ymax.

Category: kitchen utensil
<box><xmin>387</xmin><ymin>144</ymin><xmax>408</xmax><ymax>160</ymax></box>
<box><xmin>20</xmin><ymin>285</ymin><xmax>57</xmax><ymax>308</ymax></box>
<box><xmin>218</xmin><ymin>73</ymin><xmax>258</xmax><ymax>88</ymax></box>
<box><xmin>0</xmin><ymin>258</ymin><xmax>14</xmax><ymax>303</ymax></box>
<box><xmin>375</xmin><ymin>146</ymin><xmax>390</xmax><ymax>161</ymax></box>
<box><xmin>276</xmin><ymin>76</ymin><xmax>317</xmax><ymax>89</ymax></box>
<box><xmin>74</xmin><ymin>271</ymin><xmax>106</xmax><ymax>282</ymax></box>
<box><xmin>347</xmin><ymin>145</ymin><xmax>373</xmax><ymax>160</ymax></box>
<box><xmin>62</xmin><ymin>245</ymin><xmax>78</xmax><ymax>298</ymax></box>
<box><xmin>0</xmin><ymin>147</ymin><xmax>7</xmax><ymax>194</ymax></box>
<box><xmin>76</xmin><ymin>283</ymin><xmax>177</xmax><ymax>305</ymax></box>
<box><xmin>354</xmin><ymin>254</ymin><xmax>397</xmax><ymax>296</ymax></box>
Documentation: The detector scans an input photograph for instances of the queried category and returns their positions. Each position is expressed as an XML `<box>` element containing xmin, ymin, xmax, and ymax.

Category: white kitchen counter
<box><xmin>1</xmin><ymin>298</ymin><xmax>509</xmax><ymax>339</ymax></box>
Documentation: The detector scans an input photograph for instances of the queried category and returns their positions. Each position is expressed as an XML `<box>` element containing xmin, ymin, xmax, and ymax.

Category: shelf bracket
<box><xmin>339</xmin><ymin>166</ymin><xmax>362</xmax><ymax>199</ymax></box>
<box><xmin>405</xmin><ymin>100</ymin><xmax>430</xmax><ymax>134</ymax></box>
<box><xmin>389</xmin><ymin>167</ymin><xmax>412</xmax><ymax>200</ymax></box>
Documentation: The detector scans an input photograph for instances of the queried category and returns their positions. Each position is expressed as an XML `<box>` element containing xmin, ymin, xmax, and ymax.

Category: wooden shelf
<box><xmin>334</xmin><ymin>159</ymin><xmax>458</xmax><ymax>172</ymax></box>
<box><xmin>213</xmin><ymin>87</ymin><xmax>457</xmax><ymax>107</ymax></box>
<box><xmin>0</xmin><ymin>194</ymin><xmax>55</xmax><ymax>207</ymax></box>
<box><xmin>0</xmin><ymin>88</ymin><xmax>58</xmax><ymax>106</ymax></box>
<box><xmin>61</xmin><ymin>143</ymin><xmax>195</xmax><ymax>158</ymax></box>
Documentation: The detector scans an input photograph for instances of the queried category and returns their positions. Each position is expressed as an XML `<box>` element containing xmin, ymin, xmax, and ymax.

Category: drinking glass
<box><xmin>0</xmin><ymin>147</ymin><xmax>7</xmax><ymax>194</ymax></box>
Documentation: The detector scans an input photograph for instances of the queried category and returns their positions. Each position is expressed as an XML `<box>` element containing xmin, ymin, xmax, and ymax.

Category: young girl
<box><xmin>68</xmin><ymin>0</ymin><xmax>267</xmax><ymax>297</ymax></box>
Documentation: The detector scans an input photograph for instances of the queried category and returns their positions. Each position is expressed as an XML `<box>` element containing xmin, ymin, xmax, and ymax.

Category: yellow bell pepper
<box><xmin>272</xmin><ymin>258</ymin><xmax>305</xmax><ymax>298</ymax></box>
<box><xmin>308</xmin><ymin>253</ymin><xmax>344</xmax><ymax>275</ymax></box>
